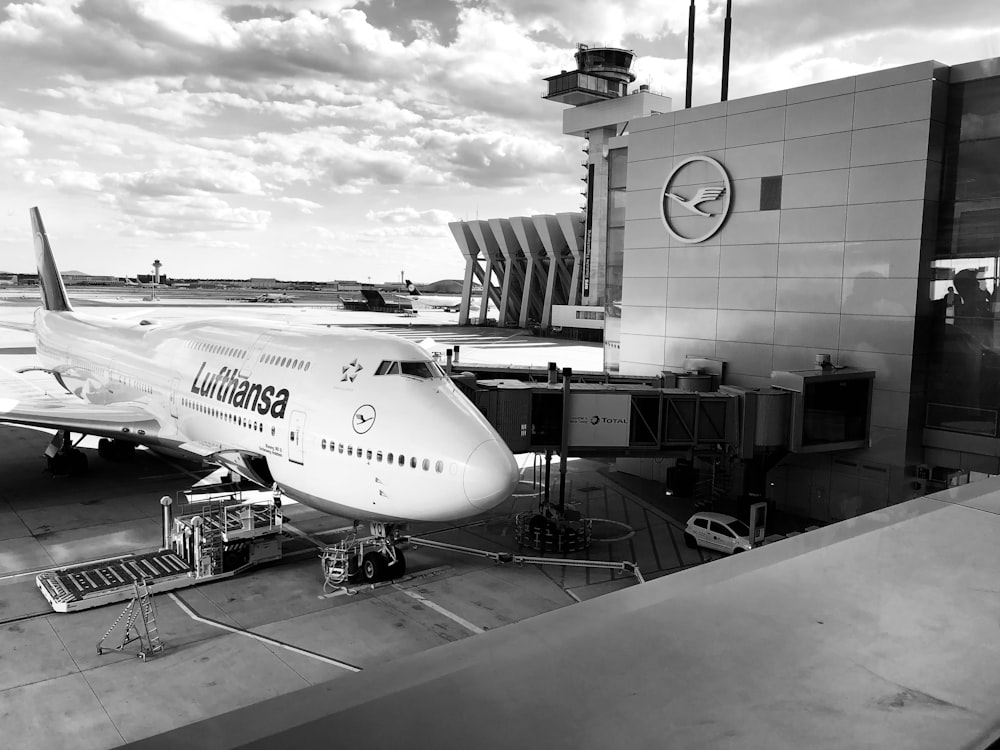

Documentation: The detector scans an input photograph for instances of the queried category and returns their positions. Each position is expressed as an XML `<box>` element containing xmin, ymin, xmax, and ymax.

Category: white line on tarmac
<box><xmin>394</xmin><ymin>585</ymin><xmax>484</xmax><ymax>634</ymax></box>
<box><xmin>169</xmin><ymin>592</ymin><xmax>361</xmax><ymax>672</ymax></box>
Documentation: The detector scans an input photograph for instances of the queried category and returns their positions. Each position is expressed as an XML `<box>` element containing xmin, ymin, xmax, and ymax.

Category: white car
<box><xmin>684</xmin><ymin>512</ymin><xmax>752</xmax><ymax>555</ymax></box>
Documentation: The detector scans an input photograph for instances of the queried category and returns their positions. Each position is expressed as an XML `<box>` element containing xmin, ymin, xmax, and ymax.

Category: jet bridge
<box><xmin>459</xmin><ymin>366</ymin><xmax>875</xmax><ymax>459</ymax></box>
<box><xmin>458</xmin><ymin>364</ymin><xmax>875</xmax><ymax>516</ymax></box>
<box><xmin>466</xmin><ymin>379</ymin><xmax>739</xmax><ymax>456</ymax></box>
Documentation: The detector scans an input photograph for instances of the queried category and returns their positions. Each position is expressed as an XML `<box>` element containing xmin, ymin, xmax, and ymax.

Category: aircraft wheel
<box><xmin>385</xmin><ymin>547</ymin><xmax>406</xmax><ymax>579</ymax></box>
<box><xmin>99</xmin><ymin>439</ymin><xmax>135</xmax><ymax>461</ymax></box>
<box><xmin>683</xmin><ymin>532</ymin><xmax>697</xmax><ymax>549</ymax></box>
<box><xmin>361</xmin><ymin>551</ymin><xmax>385</xmax><ymax>584</ymax></box>
<box><xmin>69</xmin><ymin>450</ymin><xmax>89</xmax><ymax>475</ymax></box>
<box><xmin>46</xmin><ymin>454</ymin><xmax>64</xmax><ymax>475</ymax></box>
<box><xmin>49</xmin><ymin>450</ymin><xmax>88</xmax><ymax>476</ymax></box>
<box><xmin>113</xmin><ymin>441</ymin><xmax>135</xmax><ymax>460</ymax></box>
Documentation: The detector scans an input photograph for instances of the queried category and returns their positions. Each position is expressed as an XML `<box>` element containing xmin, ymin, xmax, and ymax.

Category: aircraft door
<box><xmin>288</xmin><ymin>410</ymin><xmax>306</xmax><ymax>465</ymax></box>
<box><xmin>240</xmin><ymin>334</ymin><xmax>274</xmax><ymax>379</ymax></box>
<box><xmin>168</xmin><ymin>377</ymin><xmax>179</xmax><ymax>419</ymax></box>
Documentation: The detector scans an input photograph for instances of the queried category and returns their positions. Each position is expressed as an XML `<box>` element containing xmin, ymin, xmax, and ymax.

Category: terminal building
<box><xmin>452</xmin><ymin>49</ymin><xmax>1000</xmax><ymax>524</ymax></box>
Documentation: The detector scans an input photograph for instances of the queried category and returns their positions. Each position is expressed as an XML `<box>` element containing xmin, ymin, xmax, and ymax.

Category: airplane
<box><xmin>0</xmin><ymin>208</ymin><xmax>520</xmax><ymax>583</ymax></box>
<box><xmin>250</xmin><ymin>293</ymin><xmax>295</xmax><ymax>303</ymax></box>
<box><xmin>394</xmin><ymin>279</ymin><xmax>480</xmax><ymax>313</ymax></box>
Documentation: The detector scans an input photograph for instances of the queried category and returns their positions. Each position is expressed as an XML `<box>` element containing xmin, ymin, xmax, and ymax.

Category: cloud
<box><xmin>366</xmin><ymin>206</ymin><xmax>456</xmax><ymax>225</ymax></box>
<box><xmin>114</xmin><ymin>194</ymin><xmax>271</xmax><ymax>235</ymax></box>
<box><xmin>109</xmin><ymin>168</ymin><xmax>264</xmax><ymax>198</ymax></box>
<box><xmin>3</xmin><ymin>0</ymin><xmax>996</xmax><ymax>284</ymax></box>
<box><xmin>0</xmin><ymin>124</ymin><xmax>30</xmax><ymax>157</ymax></box>
<box><xmin>277</xmin><ymin>196</ymin><xmax>324</xmax><ymax>213</ymax></box>
<box><xmin>356</xmin><ymin>223</ymin><xmax>451</xmax><ymax>241</ymax></box>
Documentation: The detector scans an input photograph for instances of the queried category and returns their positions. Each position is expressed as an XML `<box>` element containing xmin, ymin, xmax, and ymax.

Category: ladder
<box><xmin>320</xmin><ymin>544</ymin><xmax>352</xmax><ymax>590</ymax></box>
<box><xmin>97</xmin><ymin>579</ymin><xmax>164</xmax><ymax>660</ymax></box>
<box><xmin>200</xmin><ymin>502</ymin><xmax>224</xmax><ymax>575</ymax></box>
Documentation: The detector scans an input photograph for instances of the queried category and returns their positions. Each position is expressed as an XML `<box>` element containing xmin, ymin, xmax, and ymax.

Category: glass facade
<box><xmin>927</xmin><ymin>74</ymin><xmax>1000</xmax><ymax>436</ymax></box>
<box><xmin>604</xmin><ymin>148</ymin><xmax>627</xmax><ymax>372</ymax></box>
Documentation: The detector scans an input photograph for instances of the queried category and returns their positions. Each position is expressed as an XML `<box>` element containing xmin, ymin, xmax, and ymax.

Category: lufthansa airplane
<box><xmin>395</xmin><ymin>279</ymin><xmax>480</xmax><ymax>313</ymax></box>
<box><xmin>0</xmin><ymin>209</ymin><xmax>519</xmax><ymax>578</ymax></box>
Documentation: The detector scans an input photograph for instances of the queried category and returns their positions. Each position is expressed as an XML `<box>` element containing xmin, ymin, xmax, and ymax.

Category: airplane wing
<box><xmin>0</xmin><ymin>320</ymin><xmax>34</xmax><ymax>333</ymax></box>
<box><xmin>0</xmin><ymin>365</ymin><xmax>163</xmax><ymax>439</ymax></box>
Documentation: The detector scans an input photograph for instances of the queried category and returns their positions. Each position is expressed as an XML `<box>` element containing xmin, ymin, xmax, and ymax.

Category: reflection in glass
<box><xmin>928</xmin><ymin>74</ymin><xmax>1000</xmax><ymax>437</ymax></box>
<box><xmin>927</xmin><ymin>258</ymin><xmax>1000</xmax><ymax>435</ymax></box>
<box><xmin>604</xmin><ymin>150</ymin><xmax>628</xmax><ymax>373</ymax></box>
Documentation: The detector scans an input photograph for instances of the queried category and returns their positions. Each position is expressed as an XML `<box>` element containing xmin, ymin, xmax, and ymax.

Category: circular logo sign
<box><xmin>660</xmin><ymin>155</ymin><xmax>732</xmax><ymax>244</ymax></box>
<box><xmin>352</xmin><ymin>404</ymin><xmax>376</xmax><ymax>434</ymax></box>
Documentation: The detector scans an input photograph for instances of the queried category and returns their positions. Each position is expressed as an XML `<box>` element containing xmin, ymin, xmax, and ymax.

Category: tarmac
<box><xmin>0</xmin><ymin>291</ymin><xmax>745</xmax><ymax>749</ymax></box>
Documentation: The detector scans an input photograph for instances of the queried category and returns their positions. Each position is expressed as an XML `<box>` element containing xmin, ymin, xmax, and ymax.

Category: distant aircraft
<box><xmin>0</xmin><ymin>208</ymin><xmax>519</xmax><ymax>583</ymax></box>
<box><xmin>250</xmin><ymin>293</ymin><xmax>295</xmax><ymax>303</ymax></box>
<box><xmin>395</xmin><ymin>279</ymin><xmax>479</xmax><ymax>313</ymax></box>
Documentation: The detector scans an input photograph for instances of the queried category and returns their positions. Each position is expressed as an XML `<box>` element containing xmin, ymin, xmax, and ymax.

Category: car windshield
<box><xmin>728</xmin><ymin>519</ymin><xmax>750</xmax><ymax>537</ymax></box>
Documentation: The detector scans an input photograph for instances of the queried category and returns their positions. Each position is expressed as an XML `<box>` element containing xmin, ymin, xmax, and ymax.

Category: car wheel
<box><xmin>731</xmin><ymin>547</ymin><xmax>744</xmax><ymax>555</ymax></box>
<box><xmin>683</xmin><ymin>532</ymin><xmax>697</xmax><ymax>549</ymax></box>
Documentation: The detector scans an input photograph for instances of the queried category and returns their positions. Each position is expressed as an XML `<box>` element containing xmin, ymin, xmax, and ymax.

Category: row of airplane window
<box><xmin>320</xmin><ymin>438</ymin><xmax>445</xmax><ymax>473</ymax></box>
<box><xmin>115</xmin><ymin>373</ymin><xmax>152</xmax><ymax>395</ymax></box>
<box><xmin>260</xmin><ymin>353</ymin><xmax>312</xmax><ymax>371</ymax></box>
<box><xmin>188</xmin><ymin>341</ymin><xmax>247</xmax><ymax>359</ymax></box>
<box><xmin>182</xmin><ymin>398</ymin><xmax>273</xmax><ymax>434</ymax></box>
<box><xmin>185</xmin><ymin>340</ymin><xmax>312</xmax><ymax>372</ymax></box>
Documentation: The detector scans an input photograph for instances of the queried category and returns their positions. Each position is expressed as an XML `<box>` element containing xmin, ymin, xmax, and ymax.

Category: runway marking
<box><xmin>169</xmin><ymin>592</ymin><xmax>361</xmax><ymax>672</ymax></box>
<box><xmin>394</xmin><ymin>584</ymin><xmax>484</xmax><ymax>634</ymax></box>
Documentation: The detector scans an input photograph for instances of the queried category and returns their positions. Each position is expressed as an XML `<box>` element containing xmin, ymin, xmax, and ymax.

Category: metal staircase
<box><xmin>97</xmin><ymin>578</ymin><xmax>164</xmax><ymax>660</ymax></box>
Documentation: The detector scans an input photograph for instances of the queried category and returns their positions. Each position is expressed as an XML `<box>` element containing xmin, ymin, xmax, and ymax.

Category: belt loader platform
<box><xmin>36</xmin><ymin>489</ymin><xmax>284</xmax><ymax>613</ymax></box>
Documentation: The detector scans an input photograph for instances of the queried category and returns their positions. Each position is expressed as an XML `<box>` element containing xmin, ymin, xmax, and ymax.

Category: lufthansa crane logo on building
<box><xmin>660</xmin><ymin>155</ymin><xmax>732</xmax><ymax>244</ymax></box>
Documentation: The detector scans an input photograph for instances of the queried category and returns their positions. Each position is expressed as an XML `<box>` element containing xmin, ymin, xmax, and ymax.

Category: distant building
<box><xmin>60</xmin><ymin>271</ymin><xmax>119</xmax><ymax>286</ymax></box>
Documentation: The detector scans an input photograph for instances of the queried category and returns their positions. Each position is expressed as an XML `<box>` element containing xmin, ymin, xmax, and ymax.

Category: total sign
<box><xmin>568</xmin><ymin>393</ymin><xmax>630</xmax><ymax>447</ymax></box>
<box><xmin>660</xmin><ymin>155</ymin><xmax>732</xmax><ymax>244</ymax></box>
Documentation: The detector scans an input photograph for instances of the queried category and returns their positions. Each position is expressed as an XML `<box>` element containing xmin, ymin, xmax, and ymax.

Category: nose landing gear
<box><xmin>321</xmin><ymin>521</ymin><xmax>408</xmax><ymax>591</ymax></box>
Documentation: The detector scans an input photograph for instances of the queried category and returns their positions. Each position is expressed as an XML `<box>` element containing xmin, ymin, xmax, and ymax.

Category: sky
<box><xmin>0</xmin><ymin>1</ymin><xmax>998</xmax><ymax>284</ymax></box>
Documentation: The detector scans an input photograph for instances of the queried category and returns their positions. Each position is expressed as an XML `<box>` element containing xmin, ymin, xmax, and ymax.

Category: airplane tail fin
<box><xmin>30</xmin><ymin>207</ymin><xmax>73</xmax><ymax>313</ymax></box>
<box><xmin>405</xmin><ymin>279</ymin><xmax>420</xmax><ymax>297</ymax></box>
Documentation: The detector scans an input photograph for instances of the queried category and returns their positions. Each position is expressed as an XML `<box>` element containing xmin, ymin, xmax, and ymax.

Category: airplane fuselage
<box><xmin>32</xmin><ymin>309</ymin><xmax>519</xmax><ymax>523</ymax></box>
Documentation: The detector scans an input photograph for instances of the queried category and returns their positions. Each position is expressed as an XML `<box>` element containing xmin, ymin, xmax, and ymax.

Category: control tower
<box><xmin>543</xmin><ymin>45</ymin><xmax>671</xmax><ymax>370</ymax></box>
<box><xmin>543</xmin><ymin>44</ymin><xmax>637</xmax><ymax>106</ymax></box>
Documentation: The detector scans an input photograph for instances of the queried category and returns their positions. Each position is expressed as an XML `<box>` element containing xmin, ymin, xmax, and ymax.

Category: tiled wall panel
<box><xmin>618</xmin><ymin>62</ymin><xmax>943</xmax><ymax>515</ymax></box>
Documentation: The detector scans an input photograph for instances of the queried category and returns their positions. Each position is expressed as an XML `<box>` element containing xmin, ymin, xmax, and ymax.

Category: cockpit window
<box><xmin>400</xmin><ymin>361</ymin><xmax>443</xmax><ymax>379</ymax></box>
<box><xmin>375</xmin><ymin>360</ymin><xmax>443</xmax><ymax>379</ymax></box>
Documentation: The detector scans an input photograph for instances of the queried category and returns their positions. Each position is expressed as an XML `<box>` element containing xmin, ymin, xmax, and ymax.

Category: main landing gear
<box><xmin>98</xmin><ymin>438</ymin><xmax>136</xmax><ymax>461</ymax></box>
<box><xmin>45</xmin><ymin>430</ymin><xmax>88</xmax><ymax>476</ymax></box>
<box><xmin>321</xmin><ymin>521</ymin><xmax>407</xmax><ymax>590</ymax></box>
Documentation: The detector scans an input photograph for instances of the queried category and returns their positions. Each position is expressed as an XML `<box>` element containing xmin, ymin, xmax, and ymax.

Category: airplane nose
<box><xmin>463</xmin><ymin>439</ymin><xmax>519</xmax><ymax>511</ymax></box>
